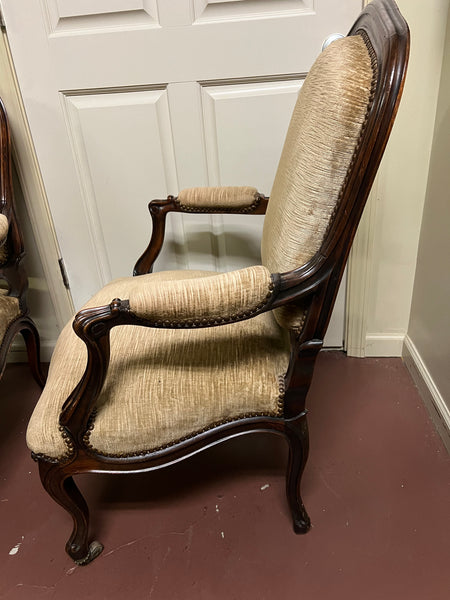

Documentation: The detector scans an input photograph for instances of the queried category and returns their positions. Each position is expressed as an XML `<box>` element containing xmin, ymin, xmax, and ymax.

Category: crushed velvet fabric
<box><xmin>262</xmin><ymin>35</ymin><xmax>375</xmax><ymax>329</ymax></box>
<box><xmin>27</xmin><ymin>270</ymin><xmax>290</xmax><ymax>458</ymax></box>
<box><xmin>177</xmin><ymin>186</ymin><xmax>259</xmax><ymax>212</ymax></box>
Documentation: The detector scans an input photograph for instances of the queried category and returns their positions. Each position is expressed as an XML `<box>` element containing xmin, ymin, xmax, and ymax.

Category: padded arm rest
<box><xmin>176</xmin><ymin>186</ymin><xmax>263</xmax><ymax>213</ymax></box>
<box><xmin>128</xmin><ymin>265</ymin><xmax>276</xmax><ymax>327</ymax></box>
<box><xmin>0</xmin><ymin>213</ymin><xmax>8</xmax><ymax>246</ymax></box>
<box><xmin>134</xmin><ymin>191</ymin><xmax>268</xmax><ymax>276</ymax></box>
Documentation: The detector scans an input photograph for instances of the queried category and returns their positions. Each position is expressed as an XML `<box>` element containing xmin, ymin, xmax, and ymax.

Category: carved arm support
<box><xmin>59</xmin><ymin>299</ymin><xmax>131</xmax><ymax>446</ymax></box>
<box><xmin>133</xmin><ymin>188</ymin><xmax>268</xmax><ymax>275</ymax></box>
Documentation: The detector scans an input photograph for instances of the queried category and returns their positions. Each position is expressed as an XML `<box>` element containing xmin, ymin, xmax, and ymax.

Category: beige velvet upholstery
<box><xmin>0</xmin><ymin>291</ymin><xmax>20</xmax><ymax>345</ymax></box>
<box><xmin>262</xmin><ymin>35</ymin><xmax>375</xmax><ymax>329</ymax></box>
<box><xmin>0</xmin><ymin>213</ymin><xmax>8</xmax><ymax>245</ymax></box>
<box><xmin>129</xmin><ymin>265</ymin><xmax>273</xmax><ymax>325</ymax></box>
<box><xmin>177</xmin><ymin>186</ymin><xmax>259</xmax><ymax>212</ymax></box>
<box><xmin>0</xmin><ymin>245</ymin><xmax>7</xmax><ymax>265</ymax></box>
<box><xmin>0</xmin><ymin>214</ymin><xmax>8</xmax><ymax>264</ymax></box>
<box><xmin>27</xmin><ymin>270</ymin><xmax>290</xmax><ymax>459</ymax></box>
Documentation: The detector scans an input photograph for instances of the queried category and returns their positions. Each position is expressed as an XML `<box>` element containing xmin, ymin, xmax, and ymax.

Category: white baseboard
<box><xmin>403</xmin><ymin>335</ymin><xmax>450</xmax><ymax>453</ymax></box>
<box><xmin>6</xmin><ymin>338</ymin><xmax>55</xmax><ymax>364</ymax></box>
<box><xmin>364</xmin><ymin>333</ymin><xmax>405</xmax><ymax>357</ymax></box>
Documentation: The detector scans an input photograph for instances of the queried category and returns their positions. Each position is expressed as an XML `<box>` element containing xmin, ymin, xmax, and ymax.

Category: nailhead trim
<box><xmin>82</xmin><ymin>409</ymin><xmax>98</xmax><ymax>447</ymax></box>
<box><xmin>294</xmin><ymin>311</ymin><xmax>308</xmax><ymax>337</ymax></box>
<box><xmin>276</xmin><ymin>375</ymin><xmax>286</xmax><ymax>416</ymax></box>
<box><xmin>31</xmin><ymin>426</ymin><xmax>74</xmax><ymax>465</ymax></box>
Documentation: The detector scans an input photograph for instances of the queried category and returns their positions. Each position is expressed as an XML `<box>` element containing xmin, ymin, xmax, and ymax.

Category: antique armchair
<box><xmin>0</xmin><ymin>100</ymin><xmax>45</xmax><ymax>386</ymax></box>
<box><xmin>27</xmin><ymin>0</ymin><xmax>409</xmax><ymax>565</ymax></box>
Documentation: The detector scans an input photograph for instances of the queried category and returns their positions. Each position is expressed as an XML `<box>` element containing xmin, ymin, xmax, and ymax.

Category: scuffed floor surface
<box><xmin>0</xmin><ymin>353</ymin><xmax>449</xmax><ymax>599</ymax></box>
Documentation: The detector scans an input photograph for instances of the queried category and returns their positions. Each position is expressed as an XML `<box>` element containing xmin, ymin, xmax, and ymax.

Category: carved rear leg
<box><xmin>285</xmin><ymin>414</ymin><xmax>311</xmax><ymax>533</ymax></box>
<box><xmin>38</xmin><ymin>461</ymin><xmax>103</xmax><ymax>565</ymax></box>
<box><xmin>21</xmin><ymin>319</ymin><xmax>46</xmax><ymax>388</ymax></box>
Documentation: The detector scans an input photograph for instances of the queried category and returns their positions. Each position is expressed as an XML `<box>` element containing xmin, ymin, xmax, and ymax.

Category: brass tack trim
<box><xmin>175</xmin><ymin>192</ymin><xmax>261</xmax><ymax>214</ymax></box>
<box><xmin>294</xmin><ymin>311</ymin><xmax>308</xmax><ymax>337</ymax></box>
<box><xmin>276</xmin><ymin>375</ymin><xmax>286</xmax><ymax>416</ymax></box>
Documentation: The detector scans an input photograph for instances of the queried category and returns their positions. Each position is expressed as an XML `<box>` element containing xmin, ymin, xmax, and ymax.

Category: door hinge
<box><xmin>58</xmin><ymin>258</ymin><xmax>70</xmax><ymax>289</ymax></box>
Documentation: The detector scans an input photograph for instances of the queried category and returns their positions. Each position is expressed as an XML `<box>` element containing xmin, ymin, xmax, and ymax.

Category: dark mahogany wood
<box><xmin>33</xmin><ymin>0</ymin><xmax>409</xmax><ymax>565</ymax></box>
<box><xmin>0</xmin><ymin>99</ymin><xmax>45</xmax><ymax>387</ymax></box>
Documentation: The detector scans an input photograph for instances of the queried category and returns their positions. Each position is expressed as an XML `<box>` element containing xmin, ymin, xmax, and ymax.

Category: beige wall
<box><xmin>360</xmin><ymin>0</ymin><xmax>450</xmax><ymax>356</ymax></box>
<box><xmin>406</xmin><ymin>9</ymin><xmax>450</xmax><ymax>416</ymax></box>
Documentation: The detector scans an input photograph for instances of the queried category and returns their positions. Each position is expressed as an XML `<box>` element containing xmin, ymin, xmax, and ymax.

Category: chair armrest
<box><xmin>0</xmin><ymin>213</ymin><xmax>8</xmax><ymax>246</ymax></box>
<box><xmin>134</xmin><ymin>190</ymin><xmax>268</xmax><ymax>276</ymax></box>
<box><xmin>176</xmin><ymin>186</ymin><xmax>267</xmax><ymax>214</ymax></box>
<box><xmin>128</xmin><ymin>265</ymin><xmax>275</xmax><ymax>326</ymax></box>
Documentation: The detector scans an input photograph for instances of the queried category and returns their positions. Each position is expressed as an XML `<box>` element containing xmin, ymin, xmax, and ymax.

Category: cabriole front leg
<box><xmin>38</xmin><ymin>460</ymin><xmax>103</xmax><ymax>565</ymax></box>
<box><xmin>285</xmin><ymin>414</ymin><xmax>311</xmax><ymax>533</ymax></box>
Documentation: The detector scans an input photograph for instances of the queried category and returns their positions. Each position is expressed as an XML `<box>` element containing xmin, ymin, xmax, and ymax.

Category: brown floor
<box><xmin>0</xmin><ymin>352</ymin><xmax>449</xmax><ymax>600</ymax></box>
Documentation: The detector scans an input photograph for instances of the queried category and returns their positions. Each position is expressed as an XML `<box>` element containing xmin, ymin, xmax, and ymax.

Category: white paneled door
<box><xmin>1</xmin><ymin>0</ymin><xmax>362</xmax><ymax>345</ymax></box>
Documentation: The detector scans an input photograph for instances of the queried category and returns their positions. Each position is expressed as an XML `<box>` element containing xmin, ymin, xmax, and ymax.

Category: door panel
<box><xmin>1</xmin><ymin>0</ymin><xmax>362</xmax><ymax>348</ymax></box>
<box><xmin>193</xmin><ymin>0</ymin><xmax>314</xmax><ymax>23</ymax></box>
<box><xmin>43</xmin><ymin>0</ymin><xmax>159</xmax><ymax>34</ymax></box>
<box><xmin>62</xmin><ymin>87</ymin><xmax>177</xmax><ymax>283</ymax></box>
<box><xmin>201</xmin><ymin>79</ymin><xmax>303</xmax><ymax>272</ymax></box>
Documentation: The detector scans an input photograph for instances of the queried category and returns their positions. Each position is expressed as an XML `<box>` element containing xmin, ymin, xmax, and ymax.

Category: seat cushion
<box><xmin>27</xmin><ymin>270</ymin><xmax>291</xmax><ymax>460</ymax></box>
<box><xmin>0</xmin><ymin>291</ymin><xmax>20</xmax><ymax>346</ymax></box>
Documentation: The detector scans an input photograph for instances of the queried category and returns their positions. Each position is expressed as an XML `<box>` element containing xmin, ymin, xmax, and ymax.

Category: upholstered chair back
<box><xmin>261</xmin><ymin>34</ymin><xmax>376</xmax><ymax>330</ymax></box>
<box><xmin>0</xmin><ymin>213</ymin><xmax>8</xmax><ymax>264</ymax></box>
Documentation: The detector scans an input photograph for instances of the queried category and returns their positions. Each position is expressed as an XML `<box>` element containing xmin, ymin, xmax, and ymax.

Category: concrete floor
<box><xmin>0</xmin><ymin>352</ymin><xmax>449</xmax><ymax>599</ymax></box>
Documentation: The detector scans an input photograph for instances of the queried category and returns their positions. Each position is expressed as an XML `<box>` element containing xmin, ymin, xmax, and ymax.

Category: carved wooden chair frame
<box><xmin>0</xmin><ymin>99</ymin><xmax>45</xmax><ymax>386</ymax></box>
<box><xmin>34</xmin><ymin>0</ymin><xmax>409</xmax><ymax>565</ymax></box>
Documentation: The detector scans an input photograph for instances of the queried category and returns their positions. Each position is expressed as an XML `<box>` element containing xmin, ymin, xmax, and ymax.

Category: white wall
<box><xmin>403</xmin><ymin>8</ymin><xmax>450</xmax><ymax>445</ymax></box>
<box><xmin>361</xmin><ymin>0</ymin><xmax>450</xmax><ymax>356</ymax></box>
